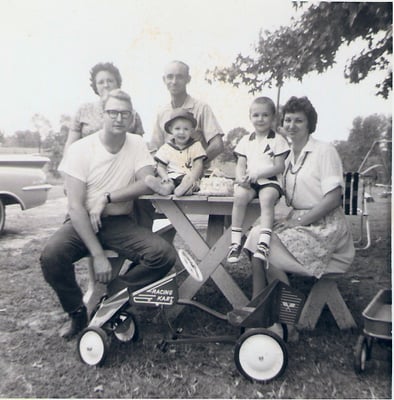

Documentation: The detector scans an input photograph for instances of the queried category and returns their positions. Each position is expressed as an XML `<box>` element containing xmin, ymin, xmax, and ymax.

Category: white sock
<box><xmin>231</xmin><ymin>227</ymin><xmax>243</xmax><ymax>245</ymax></box>
<box><xmin>258</xmin><ymin>228</ymin><xmax>272</xmax><ymax>248</ymax></box>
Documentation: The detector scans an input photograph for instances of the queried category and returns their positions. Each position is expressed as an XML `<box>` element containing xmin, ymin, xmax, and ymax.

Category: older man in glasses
<box><xmin>40</xmin><ymin>89</ymin><xmax>176</xmax><ymax>340</ymax></box>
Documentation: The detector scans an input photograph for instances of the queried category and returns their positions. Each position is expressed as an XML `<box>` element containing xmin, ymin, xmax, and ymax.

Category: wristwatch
<box><xmin>104</xmin><ymin>192</ymin><xmax>112</xmax><ymax>204</ymax></box>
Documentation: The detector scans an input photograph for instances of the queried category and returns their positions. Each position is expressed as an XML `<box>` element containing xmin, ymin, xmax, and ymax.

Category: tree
<box><xmin>218</xmin><ymin>127</ymin><xmax>249</xmax><ymax>163</ymax></box>
<box><xmin>206</xmin><ymin>2</ymin><xmax>392</xmax><ymax>100</ymax></box>
<box><xmin>31</xmin><ymin>113</ymin><xmax>53</xmax><ymax>152</ymax></box>
<box><xmin>9</xmin><ymin>130</ymin><xmax>41</xmax><ymax>148</ymax></box>
<box><xmin>42</xmin><ymin>114</ymin><xmax>71</xmax><ymax>178</ymax></box>
<box><xmin>335</xmin><ymin>114</ymin><xmax>391</xmax><ymax>182</ymax></box>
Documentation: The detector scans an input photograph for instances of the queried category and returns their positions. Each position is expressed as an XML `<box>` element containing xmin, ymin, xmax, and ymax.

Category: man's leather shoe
<box><xmin>61</xmin><ymin>305</ymin><xmax>88</xmax><ymax>340</ymax></box>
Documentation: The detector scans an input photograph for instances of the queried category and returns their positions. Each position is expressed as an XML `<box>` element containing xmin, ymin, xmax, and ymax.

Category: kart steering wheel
<box><xmin>177</xmin><ymin>249</ymin><xmax>204</xmax><ymax>282</ymax></box>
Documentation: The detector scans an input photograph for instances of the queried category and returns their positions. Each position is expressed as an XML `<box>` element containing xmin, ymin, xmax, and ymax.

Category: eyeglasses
<box><xmin>105</xmin><ymin>110</ymin><xmax>132</xmax><ymax>119</ymax></box>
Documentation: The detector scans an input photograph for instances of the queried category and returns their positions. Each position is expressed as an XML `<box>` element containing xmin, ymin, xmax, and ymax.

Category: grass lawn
<box><xmin>0</xmin><ymin>185</ymin><xmax>391</xmax><ymax>398</ymax></box>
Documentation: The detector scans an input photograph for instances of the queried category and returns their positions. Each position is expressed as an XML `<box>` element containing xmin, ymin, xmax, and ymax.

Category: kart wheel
<box><xmin>234</xmin><ymin>328</ymin><xmax>288</xmax><ymax>383</ymax></box>
<box><xmin>0</xmin><ymin>199</ymin><xmax>5</xmax><ymax>234</ymax></box>
<box><xmin>178</xmin><ymin>249</ymin><xmax>203</xmax><ymax>282</ymax></box>
<box><xmin>78</xmin><ymin>327</ymin><xmax>109</xmax><ymax>366</ymax></box>
<box><xmin>113</xmin><ymin>312</ymin><xmax>139</xmax><ymax>343</ymax></box>
<box><xmin>354</xmin><ymin>335</ymin><xmax>370</xmax><ymax>373</ymax></box>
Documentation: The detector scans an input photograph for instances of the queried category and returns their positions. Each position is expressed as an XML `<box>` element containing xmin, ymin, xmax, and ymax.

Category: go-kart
<box><xmin>77</xmin><ymin>250</ymin><xmax>305</xmax><ymax>383</ymax></box>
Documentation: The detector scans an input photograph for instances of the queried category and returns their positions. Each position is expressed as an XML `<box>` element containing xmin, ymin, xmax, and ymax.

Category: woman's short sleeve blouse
<box><xmin>284</xmin><ymin>137</ymin><xmax>344</xmax><ymax>210</ymax></box>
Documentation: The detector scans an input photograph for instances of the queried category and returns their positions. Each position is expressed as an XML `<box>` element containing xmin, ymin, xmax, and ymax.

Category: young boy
<box><xmin>145</xmin><ymin>108</ymin><xmax>207</xmax><ymax>196</ymax></box>
<box><xmin>227</xmin><ymin>97</ymin><xmax>289</xmax><ymax>263</ymax></box>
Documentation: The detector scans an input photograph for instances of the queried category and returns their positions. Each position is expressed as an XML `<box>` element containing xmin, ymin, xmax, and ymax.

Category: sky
<box><xmin>0</xmin><ymin>0</ymin><xmax>392</xmax><ymax>143</ymax></box>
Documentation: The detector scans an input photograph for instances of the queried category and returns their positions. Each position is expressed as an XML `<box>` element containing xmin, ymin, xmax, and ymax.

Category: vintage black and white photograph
<box><xmin>0</xmin><ymin>0</ymin><xmax>391</xmax><ymax>398</ymax></box>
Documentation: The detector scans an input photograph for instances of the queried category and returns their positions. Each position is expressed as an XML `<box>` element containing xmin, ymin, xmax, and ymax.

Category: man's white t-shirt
<box><xmin>59</xmin><ymin>131</ymin><xmax>154</xmax><ymax>215</ymax></box>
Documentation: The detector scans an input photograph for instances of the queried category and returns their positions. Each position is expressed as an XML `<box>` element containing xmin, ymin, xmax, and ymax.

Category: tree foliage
<box><xmin>5</xmin><ymin>130</ymin><xmax>41</xmax><ymax>148</ymax></box>
<box><xmin>2</xmin><ymin>114</ymin><xmax>70</xmax><ymax>178</ymax></box>
<box><xmin>218</xmin><ymin>127</ymin><xmax>249</xmax><ymax>162</ymax></box>
<box><xmin>206</xmin><ymin>2</ymin><xmax>392</xmax><ymax>98</ymax></box>
<box><xmin>42</xmin><ymin>116</ymin><xmax>70</xmax><ymax>177</ymax></box>
<box><xmin>335</xmin><ymin>113</ymin><xmax>391</xmax><ymax>182</ymax></box>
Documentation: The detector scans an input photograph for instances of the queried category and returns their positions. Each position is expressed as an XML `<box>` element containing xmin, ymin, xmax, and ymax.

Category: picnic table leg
<box><xmin>155</xmin><ymin>201</ymin><xmax>248</xmax><ymax>319</ymax></box>
<box><xmin>206</xmin><ymin>214</ymin><xmax>224</xmax><ymax>246</ymax></box>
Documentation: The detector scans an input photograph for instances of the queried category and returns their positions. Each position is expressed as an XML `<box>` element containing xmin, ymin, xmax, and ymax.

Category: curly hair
<box><xmin>90</xmin><ymin>62</ymin><xmax>122</xmax><ymax>95</ymax></box>
<box><xmin>281</xmin><ymin>96</ymin><xmax>318</xmax><ymax>134</ymax></box>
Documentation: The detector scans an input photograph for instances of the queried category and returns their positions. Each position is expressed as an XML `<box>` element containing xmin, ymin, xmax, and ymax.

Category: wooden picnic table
<box><xmin>141</xmin><ymin>194</ymin><xmax>261</xmax><ymax>318</ymax></box>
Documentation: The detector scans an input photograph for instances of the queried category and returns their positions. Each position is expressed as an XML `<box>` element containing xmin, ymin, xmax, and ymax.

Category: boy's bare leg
<box><xmin>174</xmin><ymin>175</ymin><xmax>194</xmax><ymax>196</ymax></box>
<box><xmin>145</xmin><ymin>176</ymin><xmax>175</xmax><ymax>196</ymax></box>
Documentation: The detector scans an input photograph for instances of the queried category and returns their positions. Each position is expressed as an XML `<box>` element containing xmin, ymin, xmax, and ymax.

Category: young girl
<box><xmin>145</xmin><ymin>109</ymin><xmax>207</xmax><ymax>197</ymax></box>
<box><xmin>227</xmin><ymin>97</ymin><xmax>289</xmax><ymax>263</ymax></box>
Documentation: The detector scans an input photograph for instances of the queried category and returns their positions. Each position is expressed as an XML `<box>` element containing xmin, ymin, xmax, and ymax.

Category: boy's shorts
<box><xmin>250</xmin><ymin>177</ymin><xmax>283</xmax><ymax>198</ymax></box>
<box><xmin>172</xmin><ymin>175</ymin><xmax>185</xmax><ymax>187</ymax></box>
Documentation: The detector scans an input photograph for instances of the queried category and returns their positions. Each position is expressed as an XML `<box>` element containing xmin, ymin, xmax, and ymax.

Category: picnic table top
<box><xmin>141</xmin><ymin>194</ymin><xmax>260</xmax><ymax>203</ymax></box>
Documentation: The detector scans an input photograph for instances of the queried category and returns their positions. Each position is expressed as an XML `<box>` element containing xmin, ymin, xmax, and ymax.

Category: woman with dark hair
<box><xmin>64</xmin><ymin>62</ymin><xmax>144</xmax><ymax>152</ymax></box>
<box><xmin>244</xmin><ymin>96</ymin><xmax>355</xmax><ymax>298</ymax></box>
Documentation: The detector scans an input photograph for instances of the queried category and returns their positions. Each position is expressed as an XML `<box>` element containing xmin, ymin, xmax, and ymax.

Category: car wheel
<box><xmin>0</xmin><ymin>198</ymin><xmax>5</xmax><ymax>234</ymax></box>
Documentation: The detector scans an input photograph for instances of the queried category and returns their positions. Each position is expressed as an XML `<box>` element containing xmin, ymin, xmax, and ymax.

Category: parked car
<box><xmin>0</xmin><ymin>154</ymin><xmax>52</xmax><ymax>234</ymax></box>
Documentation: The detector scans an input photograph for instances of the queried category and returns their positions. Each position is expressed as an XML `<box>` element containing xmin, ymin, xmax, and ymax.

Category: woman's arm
<box><xmin>132</xmin><ymin>112</ymin><xmax>145</xmax><ymax>135</ymax></box>
<box><xmin>296</xmin><ymin>186</ymin><xmax>342</xmax><ymax>225</ymax></box>
<box><xmin>64</xmin><ymin>130</ymin><xmax>82</xmax><ymax>153</ymax></box>
<box><xmin>282</xmin><ymin>186</ymin><xmax>343</xmax><ymax>228</ymax></box>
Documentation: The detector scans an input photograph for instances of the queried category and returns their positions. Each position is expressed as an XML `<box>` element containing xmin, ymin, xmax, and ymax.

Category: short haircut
<box><xmin>281</xmin><ymin>96</ymin><xmax>318</xmax><ymax>134</ymax></box>
<box><xmin>250</xmin><ymin>97</ymin><xmax>276</xmax><ymax>115</ymax></box>
<box><xmin>90</xmin><ymin>62</ymin><xmax>122</xmax><ymax>95</ymax></box>
<box><xmin>103</xmin><ymin>89</ymin><xmax>133</xmax><ymax>109</ymax></box>
<box><xmin>166</xmin><ymin>60</ymin><xmax>190</xmax><ymax>76</ymax></box>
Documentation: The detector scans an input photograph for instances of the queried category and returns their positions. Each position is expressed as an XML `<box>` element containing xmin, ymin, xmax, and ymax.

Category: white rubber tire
<box><xmin>114</xmin><ymin>312</ymin><xmax>138</xmax><ymax>343</ymax></box>
<box><xmin>235</xmin><ymin>328</ymin><xmax>288</xmax><ymax>383</ymax></box>
<box><xmin>78</xmin><ymin>327</ymin><xmax>108</xmax><ymax>366</ymax></box>
<box><xmin>178</xmin><ymin>249</ymin><xmax>203</xmax><ymax>282</ymax></box>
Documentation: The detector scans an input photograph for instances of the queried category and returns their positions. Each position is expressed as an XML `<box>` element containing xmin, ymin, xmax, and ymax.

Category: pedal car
<box><xmin>78</xmin><ymin>250</ymin><xmax>305</xmax><ymax>383</ymax></box>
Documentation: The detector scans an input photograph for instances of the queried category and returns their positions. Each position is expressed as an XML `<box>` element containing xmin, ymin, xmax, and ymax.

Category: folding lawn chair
<box><xmin>343</xmin><ymin>172</ymin><xmax>371</xmax><ymax>251</ymax></box>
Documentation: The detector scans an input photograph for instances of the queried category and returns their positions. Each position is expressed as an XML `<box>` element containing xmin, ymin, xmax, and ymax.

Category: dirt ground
<box><xmin>0</xmin><ymin>185</ymin><xmax>391</xmax><ymax>399</ymax></box>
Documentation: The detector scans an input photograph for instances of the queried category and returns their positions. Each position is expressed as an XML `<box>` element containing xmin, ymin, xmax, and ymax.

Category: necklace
<box><xmin>283</xmin><ymin>152</ymin><xmax>309</xmax><ymax>207</ymax></box>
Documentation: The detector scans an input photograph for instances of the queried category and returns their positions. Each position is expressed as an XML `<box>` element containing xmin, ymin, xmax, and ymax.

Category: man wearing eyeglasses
<box><xmin>40</xmin><ymin>89</ymin><xmax>177</xmax><ymax>340</ymax></box>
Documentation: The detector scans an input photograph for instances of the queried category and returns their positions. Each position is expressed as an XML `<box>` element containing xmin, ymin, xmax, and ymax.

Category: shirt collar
<box><xmin>248</xmin><ymin>129</ymin><xmax>276</xmax><ymax>141</ymax></box>
<box><xmin>303</xmin><ymin>136</ymin><xmax>317</xmax><ymax>152</ymax></box>
<box><xmin>168</xmin><ymin>137</ymin><xmax>196</xmax><ymax>150</ymax></box>
<box><xmin>170</xmin><ymin>94</ymin><xmax>195</xmax><ymax>110</ymax></box>
<box><xmin>181</xmin><ymin>95</ymin><xmax>195</xmax><ymax>110</ymax></box>
<box><xmin>288</xmin><ymin>136</ymin><xmax>316</xmax><ymax>165</ymax></box>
